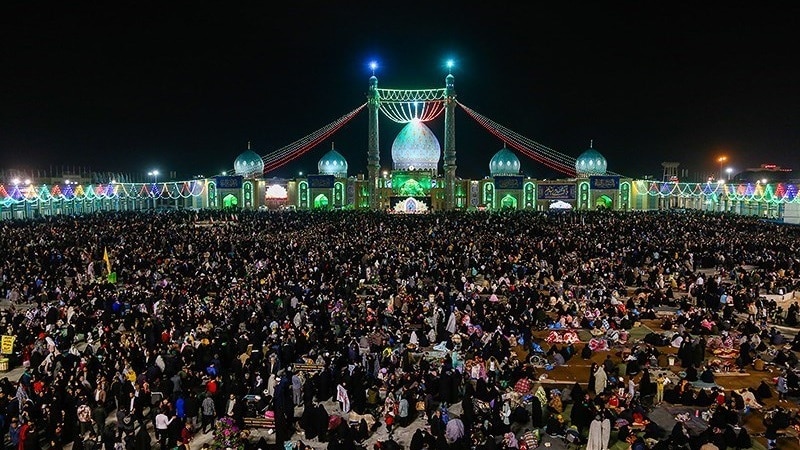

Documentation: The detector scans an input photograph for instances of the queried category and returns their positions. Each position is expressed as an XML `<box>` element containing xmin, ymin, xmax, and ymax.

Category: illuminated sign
<box><xmin>590</xmin><ymin>176</ymin><xmax>620</xmax><ymax>190</ymax></box>
<box><xmin>538</xmin><ymin>184</ymin><xmax>576</xmax><ymax>200</ymax></box>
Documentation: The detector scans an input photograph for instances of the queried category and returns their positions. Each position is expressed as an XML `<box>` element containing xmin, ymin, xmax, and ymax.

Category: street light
<box><xmin>147</xmin><ymin>170</ymin><xmax>159</xmax><ymax>209</ymax></box>
<box><xmin>717</xmin><ymin>156</ymin><xmax>727</xmax><ymax>180</ymax></box>
<box><xmin>11</xmin><ymin>178</ymin><xmax>20</xmax><ymax>186</ymax></box>
<box><xmin>725</xmin><ymin>167</ymin><xmax>733</xmax><ymax>181</ymax></box>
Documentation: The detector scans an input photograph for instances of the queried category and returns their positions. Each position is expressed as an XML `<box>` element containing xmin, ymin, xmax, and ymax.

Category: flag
<box><xmin>103</xmin><ymin>247</ymin><xmax>112</xmax><ymax>274</ymax></box>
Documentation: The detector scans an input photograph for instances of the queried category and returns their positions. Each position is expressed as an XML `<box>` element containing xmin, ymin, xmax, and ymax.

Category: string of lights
<box><xmin>458</xmin><ymin>102</ymin><xmax>577</xmax><ymax>176</ymax></box>
<box><xmin>261</xmin><ymin>104</ymin><xmax>366</xmax><ymax>173</ymax></box>
<box><xmin>642</xmin><ymin>180</ymin><xmax>799</xmax><ymax>203</ymax></box>
<box><xmin>375</xmin><ymin>88</ymin><xmax>447</xmax><ymax>103</ymax></box>
<box><xmin>0</xmin><ymin>181</ymin><xmax>207</xmax><ymax>204</ymax></box>
<box><xmin>378</xmin><ymin>100</ymin><xmax>445</xmax><ymax>123</ymax></box>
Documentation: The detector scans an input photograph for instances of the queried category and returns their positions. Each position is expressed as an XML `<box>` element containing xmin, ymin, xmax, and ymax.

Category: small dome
<box><xmin>575</xmin><ymin>142</ymin><xmax>607</xmax><ymax>177</ymax></box>
<box><xmin>318</xmin><ymin>147</ymin><xmax>348</xmax><ymax>177</ymax></box>
<box><xmin>391</xmin><ymin>120</ymin><xmax>441</xmax><ymax>173</ymax></box>
<box><xmin>234</xmin><ymin>146</ymin><xmax>264</xmax><ymax>177</ymax></box>
<box><xmin>489</xmin><ymin>146</ymin><xmax>521</xmax><ymax>176</ymax></box>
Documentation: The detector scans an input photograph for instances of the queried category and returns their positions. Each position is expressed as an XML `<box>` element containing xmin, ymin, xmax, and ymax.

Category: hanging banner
<box><xmin>493</xmin><ymin>176</ymin><xmax>524</xmax><ymax>190</ymax></box>
<box><xmin>1</xmin><ymin>335</ymin><xmax>15</xmax><ymax>354</ymax></box>
<box><xmin>214</xmin><ymin>175</ymin><xmax>243</xmax><ymax>189</ymax></box>
<box><xmin>538</xmin><ymin>184</ymin><xmax>576</xmax><ymax>200</ymax></box>
<box><xmin>590</xmin><ymin>176</ymin><xmax>620</xmax><ymax>190</ymax></box>
<box><xmin>308</xmin><ymin>175</ymin><xmax>335</xmax><ymax>189</ymax></box>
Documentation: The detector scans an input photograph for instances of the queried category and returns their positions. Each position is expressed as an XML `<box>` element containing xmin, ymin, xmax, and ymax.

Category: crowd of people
<box><xmin>0</xmin><ymin>209</ymin><xmax>799</xmax><ymax>450</ymax></box>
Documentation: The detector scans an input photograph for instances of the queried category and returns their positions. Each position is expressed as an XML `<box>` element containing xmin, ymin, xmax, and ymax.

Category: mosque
<box><xmin>214</xmin><ymin>71</ymin><xmax>632</xmax><ymax>213</ymax></box>
<box><xmin>220</xmin><ymin>136</ymin><xmax>629</xmax><ymax>213</ymax></box>
<box><xmin>0</xmin><ymin>73</ymin><xmax>796</xmax><ymax>219</ymax></box>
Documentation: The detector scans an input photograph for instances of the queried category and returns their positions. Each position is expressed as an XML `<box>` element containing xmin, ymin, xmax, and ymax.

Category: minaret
<box><xmin>662</xmin><ymin>162</ymin><xmax>680</xmax><ymax>182</ymax></box>
<box><xmin>443</xmin><ymin>73</ymin><xmax>456</xmax><ymax>210</ymax></box>
<box><xmin>367</xmin><ymin>75</ymin><xmax>380</xmax><ymax>209</ymax></box>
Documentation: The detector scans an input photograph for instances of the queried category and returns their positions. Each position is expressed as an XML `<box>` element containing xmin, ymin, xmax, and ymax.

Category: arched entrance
<box><xmin>500</xmin><ymin>194</ymin><xmax>517</xmax><ymax>209</ymax></box>
<box><xmin>595</xmin><ymin>195</ymin><xmax>613</xmax><ymax>210</ymax></box>
<box><xmin>313</xmin><ymin>194</ymin><xmax>330</xmax><ymax>209</ymax></box>
<box><xmin>222</xmin><ymin>194</ymin><xmax>238</xmax><ymax>208</ymax></box>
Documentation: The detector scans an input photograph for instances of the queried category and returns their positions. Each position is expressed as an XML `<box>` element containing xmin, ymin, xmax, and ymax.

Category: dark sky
<box><xmin>2</xmin><ymin>2</ymin><xmax>798</xmax><ymax>181</ymax></box>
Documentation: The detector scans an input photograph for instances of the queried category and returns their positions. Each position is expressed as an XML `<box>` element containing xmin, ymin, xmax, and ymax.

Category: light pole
<box><xmin>148</xmin><ymin>170</ymin><xmax>159</xmax><ymax>209</ymax></box>
<box><xmin>717</xmin><ymin>156</ymin><xmax>727</xmax><ymax>180</ymax></box>
<box><xmin>726</xmin><ymin>167</ymin><xmax>733</xmax><ymax>181</ymax></box>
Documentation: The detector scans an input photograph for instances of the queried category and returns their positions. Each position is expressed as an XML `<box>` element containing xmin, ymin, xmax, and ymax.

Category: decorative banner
<box><xmin>390</xmin><ymin>196</ymin><xmax>431</xmax><ymax>210</ymax></box>
<box><xmin>1</xmin><ymin>335</ymin><xmax>14</xmax><ymax>355</ymax></box>
<box><xmin>590</xmin><ymin>176</ymin><xmax>620</xmax><ymax>190</ymax></box>
<box><xmin>307</xmin><ymin>175</ymin><xmax>335</xmax><ymax>189</ymax></box>
<box><xmin>214</xmin><ymin>175</ymin><xmax>243</xmax><ymax>189</ymax></box>
<box><xmin>346</xmin><ymin>181</ymin><xmax>356</xmax><ymax>205</ymax></box>
<box><xmin>493</xmin><ymin>175</ymin><xmax>524</xmax><ymax>190</ymax></box>
<box><xmin>538</xmin><ymin>183</ymin><xmax>576</xmax><ymax>200</ymax></box>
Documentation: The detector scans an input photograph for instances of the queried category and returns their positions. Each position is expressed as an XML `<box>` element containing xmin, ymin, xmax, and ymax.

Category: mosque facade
<box><xmin>5</xmin><ymin>131</ymin><xmax>788</xmax><ymax>219</ymax></box>
<box><xmin>189</xmin><ymin>72</ymin><xmax>638</xmax><ymax>213</ymax></box>
<box><xmin>206</xmin><ymin>134</ymin><xmax>634</xmax><ymax>214</ymax></box>
<box><xmin>0</xmin><ymin>75</ymin><xmax>795</xmax><ymax>219</ymax></box>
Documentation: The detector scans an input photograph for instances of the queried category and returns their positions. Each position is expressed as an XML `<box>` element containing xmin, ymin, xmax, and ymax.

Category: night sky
<box><xmin>2</xmin><ymin>2</ymin><xmax>798</xmax><ymax>182</ymax></box>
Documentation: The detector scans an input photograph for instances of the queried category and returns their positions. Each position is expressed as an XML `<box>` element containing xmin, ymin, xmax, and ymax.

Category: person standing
<box><xmin>201</xmin><ymin>394</ymin><xmax>216</xmax><ymax>433</ymax></box>
<box><xmin>224</xmin><ymin>393</ymin><xmax>239</xmax><ymax>420</ymax></box>
<box><xmin>336</xmin><ymin>381</ymin><xmax>350</xmax><ymax>414</ymax></box>
<box><xmin>776</xmin><ymin>372</ymin><xmax>788</xmax><ymax>402</ymax></box>
<box><xmin>398</xmin><ymin>394</ymin><xmax>410</xmax><ymax>427</ymax></box>
<box><xmin>586</xmin><ymin>415</ymin><xmax>603</xmax><ymax>450</ymax></box>
<box><xmin>154</xmin><ymin>408</ymin><xmax>175</xmax><ymax>450</ymax></box>
<box><xmin>656</xmin><ymin>374</ymin><xmax>666</xmax><ymax>405</ymax></box>
<box><xmin>180</xmin><ymin>422</ymin><xmax>193</xmax><ymax>450</ymax></box>
<box><xmin>8</xmin><ymin>418</ymin><xmax>20</xmax><ymax>450</ymax></box>
<box><xmin>594</xmin><ymin>365</ymin><xmax>607</xmax><ymax>396</ymax></box>
<box><xmin>291</xmin><ymin>371</ymin><xmax>303</xmax><ymax>407</ymax></box>
<box><xmin>92</xmin><ymin>402</ymin><xmax>107</xmax><ymax>437</ymax></box>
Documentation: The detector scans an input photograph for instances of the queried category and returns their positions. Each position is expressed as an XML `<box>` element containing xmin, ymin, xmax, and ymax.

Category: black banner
<box><xmin>590</xmin><ymin>176</ymin><xmax>620</xmax><ymax>190</ymax></box>
<box><xmin>308</xmin><ymin>175</ymin><xmax>335</xmax><ymax>189</ymax></box>
<box><xmin>493</xmin><ymin>175</ymin><xmax>524</xmax><ymax>190</ymax></box>
<box><xmin>215</xmin><ymin>175</ymin><xmax>243</xmax><ymax>189</ymax></box>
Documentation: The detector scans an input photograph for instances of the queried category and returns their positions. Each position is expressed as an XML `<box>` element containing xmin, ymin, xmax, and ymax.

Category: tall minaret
<box><xmin>367</xmin><ymin>75</ymin><xmax>380</xmax><ymax>209</ymax></box>
<box><xmin>443</xmin><ymin>73</ymin><xmax>457</xmax><ymax>210</ymax></box>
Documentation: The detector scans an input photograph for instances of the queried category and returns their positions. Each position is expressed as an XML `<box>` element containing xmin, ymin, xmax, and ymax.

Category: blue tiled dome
<box><xmin>489</xmin><ymin>146</ymin><xmax>521</xmax><ymax>176</ymax></box>
<box><xmin>318</xmin><ymin>147</ymin><xmax>348</xmax><ymax>178</ymax></box>
<box><xmin>234</xmin><ymin>146</ymin><xmax>264</xmax><ymax>177</ymax></box>
<box><xmin>391</xmin><ymin>120</ymin><xmax>441</xmax><ymax>174</ymax></box>
<box><xmin>575</xmin><ymin>143</ymin><xmax>607</xmax><ymax>177</ymax></box>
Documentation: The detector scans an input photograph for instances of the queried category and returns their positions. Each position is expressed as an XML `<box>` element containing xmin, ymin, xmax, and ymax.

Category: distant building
<box><xmin>732</xmin><ymin>163</ymin><xmax>795</xmax><ymax>184</ymax></box>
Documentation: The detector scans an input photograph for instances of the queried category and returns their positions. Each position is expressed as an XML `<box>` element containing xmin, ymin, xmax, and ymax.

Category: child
<box><xmin>656</xmin><ymin>374</ymin><xmax>666</xmax><ymax>405</ymax></box>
